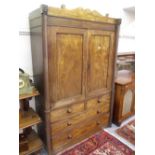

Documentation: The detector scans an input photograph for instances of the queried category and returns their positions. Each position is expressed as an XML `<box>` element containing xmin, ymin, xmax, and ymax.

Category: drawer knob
<box><xmin>97</xmin><ymin>121</ymin><xmax>101</xmax><ymax>125</ymax></box>
<box><xmin>68</xmin><ymin>134</ymin><xmax>72</xmax><ymax>139</ymax></box>
<box><xmin>67</xmin><ymin>108</ymin><xmax>72</xmax><ymax>113</ymax></box>
<box><xmin>97</xmin><ymin>110</ymin><xmax>101</xmax><ymax>114</ymax></box>
<box><xmin>97</xmin><ymin>99</ymin><xmax>102</xmax><ymax>103</ymax></box>
<box><xmin>67</xmin><ymin>122</ymin><xmax>72</xmax><ymax>126</ymax></box>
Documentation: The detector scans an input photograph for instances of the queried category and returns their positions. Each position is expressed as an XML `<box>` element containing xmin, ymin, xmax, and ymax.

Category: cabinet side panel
<box><xmin>109</xmin><ymin>24</ymin><xmax>121</xmax><ymax>126</ymax></box>
<box><xmin>30</xmin><ymin>15</ymin><xmax>52</xmax><ymax>154</ymax></box>
<box><xmin>30</xmin><ymin>26</ymin><xmax>44</xmax><ymax>122</ymax></box>
<box><xmin>30</xmin><ymin>25</ymin><xmax>47</xmax><ymax>146</ymax></box>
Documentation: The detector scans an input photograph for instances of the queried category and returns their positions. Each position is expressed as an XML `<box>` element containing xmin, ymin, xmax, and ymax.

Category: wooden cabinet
<box><xmin>29</xmin><ymin>5</ymin><xmax>121</xmax><ymax>154</ymax></box>
<box><xmin>113</xmin><ymin>70</ymin><xmax>135</xmax><ymax>125</ymax></box>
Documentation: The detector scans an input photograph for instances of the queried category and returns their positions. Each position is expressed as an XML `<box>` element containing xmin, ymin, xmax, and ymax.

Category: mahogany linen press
<box><xmin>29</xmin><ymin>5</ymin><xmax>121</xmax><ymax>154</ymax></box>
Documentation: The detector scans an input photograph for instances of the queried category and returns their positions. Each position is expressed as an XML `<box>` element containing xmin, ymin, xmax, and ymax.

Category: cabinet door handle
<box><xmin>67</xmin><ymin>108</ymin><xmax>72</xmax><ymax>113</ymax></box>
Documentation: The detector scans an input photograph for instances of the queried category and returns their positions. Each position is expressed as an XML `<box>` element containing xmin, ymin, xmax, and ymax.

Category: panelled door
<box><xmin>86</xmin><ymin>30</ymin><xmax>115</xmax><ymax>97</ymax></box>
<box><xmin>48</xmin><ymin>27</ymin><xmax>87</xmax><ymax>107</ymax></box>
<box><xmin>121</xmin><ymin>85</ymin><xmax>135</xmax><ymax>118</ymax></box>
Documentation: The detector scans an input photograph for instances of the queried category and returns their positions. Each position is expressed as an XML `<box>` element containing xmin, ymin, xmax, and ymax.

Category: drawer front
<box><xmin>51</xmin><ymin>112</ymin><xmax>87</xmax><ymax>135</ymax></box>
<box><xmin>51</xmin><ymin>131</ymin><xmax>71</xmax><ymax>150</ymax></box>
<box><xmin>70</xmin><ymin>119</ymin><xmax>100</xmax><ymax>139</ymax></box>
<box><xmin>99</xmin><ymin>95</ymin><xmax>110</xmax><ymax>113</ymax></box>
<box><xmin>87</xmin><ymin>94</ymin><xmax>110</xmax><ymax>113</ymax></box>
<box><xmin>96</xmin><ymin>113</ymin><xmax>110</xmax><ymax>127</ymax></box>
<box><xmin>70</xmin><ymin>113</ymin><xmax>109</xmax><ymax>139</ymax></box>
<box><xmin>50</xmin><ymin>102</ymin><xmax>84</xmax><ymax>122</ymax></box>
<box><xmin>51</xmin><ymin>113</ymin><xmax>109</xmax><ymax>150</ymax></box>
<box><xmin>87</xmin><ymin>98</ymin><xmax>99</xmax><ymax>109</ymax></box>
<box><xmin>99</xmin><ymin>103</ymin><xmax>110</xmax><ymax>113</ymax></box>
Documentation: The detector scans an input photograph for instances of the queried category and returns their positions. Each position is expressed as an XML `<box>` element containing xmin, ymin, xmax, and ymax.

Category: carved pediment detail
<box><xmin>48</xmin><ymin>7</ymin><xmax>118</xmax><ymax>24</ymax></box>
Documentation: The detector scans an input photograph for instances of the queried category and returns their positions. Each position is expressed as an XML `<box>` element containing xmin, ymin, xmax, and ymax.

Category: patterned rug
<box><xmin>116</xmin><ymin>120</ymin><xmax>135</xmax><ymax>145</ymax></box>
<box><xmin>60</xmin><ymin>131</ymin><xmax>134</xmax><ymax>155</ymax></box>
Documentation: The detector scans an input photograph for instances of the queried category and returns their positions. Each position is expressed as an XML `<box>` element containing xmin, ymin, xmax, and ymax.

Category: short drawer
<box><xmin>50</xmin><ymin>102</ymin><xmax>84</xmax><ymax>122</ymax></box>
<box><xmin>87</xmin><ymin>95</ymin><xmax>110</xmax><ymax>113</ymax></box>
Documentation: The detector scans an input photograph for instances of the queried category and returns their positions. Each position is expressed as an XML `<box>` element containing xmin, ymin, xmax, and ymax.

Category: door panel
<box><xmin>120</xmin><ymin>85</ymin><xmax>135</xmax><ymax>119</ymax></box>
<box><xmin>87</xmin><ymin>30</ymin><xmax>115</xmax><ymax>96</ymax></box>
<box><xmin>57</xmin><ymin>34</ymin><xmax>83</xmax><ymax>99</ymax></box>
<box><xmin>48</xmin><ymin>27</ymin><xmax>86</xmax><ymax>105</ymax></box>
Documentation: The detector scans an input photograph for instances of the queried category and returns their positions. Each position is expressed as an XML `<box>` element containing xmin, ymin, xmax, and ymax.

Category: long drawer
<box><xmin>51</xmin><ymin>113</ymin><xmax>109</xmax><ymax>150</ymax></box>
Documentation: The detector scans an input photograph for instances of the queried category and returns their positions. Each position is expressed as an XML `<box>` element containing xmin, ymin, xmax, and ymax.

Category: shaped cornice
<box><xmin>47</xmin><ymin>6</ymin><xmax>120</xmax><ymax>24</ymax></box>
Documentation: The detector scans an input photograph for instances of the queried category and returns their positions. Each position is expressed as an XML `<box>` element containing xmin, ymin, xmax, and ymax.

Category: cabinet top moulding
<box><xmin>29</xmin><ymin>4</ymin><xmax>121</xmax><ymax>25</ymax></box>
